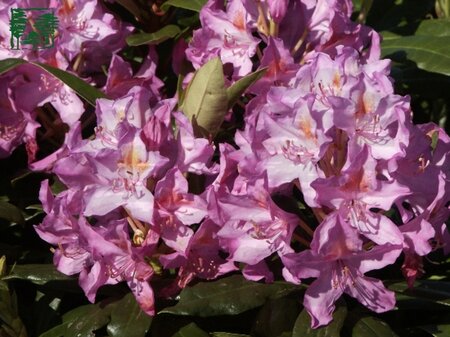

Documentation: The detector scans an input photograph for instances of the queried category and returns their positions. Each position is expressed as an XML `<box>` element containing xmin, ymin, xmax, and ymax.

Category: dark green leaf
<box><xmin>0</xmin><ymin>59</ymin><xmax>107</xmax><ymax>107</ymax></box>
<box><xmin>252</xmin><ymin>297</ymin><xmax>300</xmax><ymax>337</ymax></box>
<box><xmin>107</xmin><ymin>293</ymin><xmax>152</xmax><ymax>337</ymax></box>
<box><xmin>226</xmin><ymin>68</ymin><xmax>267</xmax><ymax>109</ymax></box>
<box><xmin>38</xmin><ymin>324</ymin><xmax>66</xmax><ymax>337</ymax></box>
<box><xmin>389</xmin><ymin>280</ymin><xmax>450</xmax><ymax>307</ymax></box>
<box><xmin>292</xmin><ymin>300</ymin><xmax>347</xmax><ymax>337</ymax></box>
<box><xmin>0</xmin><ymin>201</ymin><xmax>24</xmax><ymax>225</ymax></box>
<box><xmin>114</xmin><ymin>0</ymin><xmax>151</xmax><ymax>23</ymax></box>
<box><xmin>381</xmin><ymin>35</ymin><xmax>450</xmax><ymax>76</ymax></box>
<box><xmin>352</xmin><ymin>317</ymin><xmax>398</xmax><ymax>337</ymax></box>
<box><xmin>211</xmin><ymin>333</ymin><xmax>250</xmax><ymax>337</ymax></box>
<box><xmin>31</xmin><ymin>62</ymin><xmax>107</xmax><ymax>106</ymax></box>
<box><xmin>0</xmin><ymin>58</ymin><xmax>26</xmax><ymax>76</ymax></box>
<box><xmin>161</xmin><ymin>0</ymin><xmax>208</xmax><ymax>12</ymax></box>
<box><xmin>126</xmin><ymin>25</ymin><xmax>181</xmax><ymax>46</ymax></box>
<box><xmin>172</xmin><ymin>323</ymin><xmax>209</xmax><ymax>337</ymax></box>
<box><xmin>62</xmin><ymin>304</ymin><xmax>111</xmax><ymax>337</ymax></box>
<box><xmin>419</xmin><ymin>324</ymin><xmax>450</xmax><ymax>337</ymax></box>
<box><xmin>0</xmin><ymin>281</ymin><xmax>28</xmax><ymax>337</ymax></box>
<box><xmin>161</xmin><ymin>275</ymin><xmax>300</xmax><ymax>317</ymax></box>
<box><xmin>3</xmin><ymin>264</ymin><xmax>73</xmax><ymax>285</ymax></box>
<box><xmin>180</xmin><ymin>57</ymin><xmax>228</xmax><ymax>137</ymax></box>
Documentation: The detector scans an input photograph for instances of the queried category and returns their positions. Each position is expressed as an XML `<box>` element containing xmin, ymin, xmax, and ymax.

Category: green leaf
<box><xmin>38</xmin><ymin>324</ymin><xmax>66</xmax><ymax>337</ymax></box>
<box><xmin>0</xmin><ymin>281</ymin><xmax>28</xmax><ymax>337</ymax></box>
<box><xmin>62</xmin><ymin>304</ymin><xmax>111</xmax><ymax>337</ymax></box>
<box><xmin>252</xmin><ymin>297</ymin><xmax>300</xmax><ymax>337</ymax></box>
<box><xmin>292</xmin><ymin>300</ymin><xmax>347</xmax><ymax>337</ymax></box>
<box><xmin>0</xmin><ymin>58</ymin><xmax>26</xmax><ymax>76</ymax></box>
<box><xmin>419</xmin><ymin>324</ymin><xmax>450</xmax><ymax>337</ymax></box>
<box><xmin>32</xmin><ymin>62</ymin><xmax>107</xmax><ymax>106</ymax></box>
<box><xmin>114</xmin><ymin>0</ymin><xmax>151</xmax><ymax>23</ymax></box>
<box><xmin>0</xmin><ymin>201</ymin><xmax>24</xmax><ymax>225</ymax></box>
<box><xmin>161</xmin><ymin>0</ymin><xmax>208</xmax><ymax>12</ymax></box>
<box><xmin>211</xmin><ymin>333</ymin><xmax>250</xmax><ymax>337</ymax></box>
<box><xmin>172</xmin><ymin>323</ymin><xmax>209</xmax><ymax>337</ymax></box>
<box><xmin>126</xmin><ymin>25</ymin><xmax>181</xmax><ymax>46</ymax></box>
<box><xmin>0</xmin><ymin>58</ymin><xmax>107</xmax><ymax>106</ymax></box>
<box><xmin>3</xmin><ymin>264</ymin><xmax>73</xmax><ymax>285</ymax></box>
<box><xmin>389</xmin><ymin>280</ymin><xmax>450</xmax><ymax>307</ymax></box>
<box><xmin>415</xmin><ymin>19</ymin><xmax>450</xmax><ymax>37</ymax></box>
<box><xmin>107</xmin><ymin>293</ymin><xmax>152</xmax><ymax>337</ymax></box>
<box><xmin>226</xmin><ymin>67</ymin><xmax>267</xmax><ymax>109</ymax></box>
<box><xmin>180</xmin><ymin>57</ymin><xmax>228</xmax><ymax>137</ymax></box>
<box><xmin>381</xmin><ymin>35</ymin><xmax>450</xmax><ymax>76</ymax></box>
<box><xmin>161</xmin><ymin>275</ymin><xmax>300</xmax><ymax>317</ymax></box>
<box><xmin>352</xmin><ymin>317</ymin><xmax>398</xmax><ymax>337</ymax></box>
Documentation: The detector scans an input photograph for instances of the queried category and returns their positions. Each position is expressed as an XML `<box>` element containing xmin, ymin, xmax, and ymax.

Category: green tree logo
<box><xmin>10</xmin><ymin>8</ymin><xmax>27</xmax><ymax>49</ymax></box>
<box><xmin>9</xmin><ymin>8</ymin><xmax>58</xmax><ymax>50</ymax></box>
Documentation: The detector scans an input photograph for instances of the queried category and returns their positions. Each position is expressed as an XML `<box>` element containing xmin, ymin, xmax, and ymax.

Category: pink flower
<box><xmin>283</xmin><ymin>213</ymin><xmax>402</xmax><ymax>328</ymax></box>
<box><xmin>313</xmin><ymin>146</ymin><xmax>407</xmax><ymax>245</ymax></box>
<box><xmin>82</xmin><ymin>130</ymin><xmax>168</xmax><ymax>222</ymax></box>
<box><xmin>154</xmin><ymin>168</ymin><xmax>208</xmax><ymax>253</ymax></box>
<box><xmin>186</xmin><ymin>0</ymin><xmax>260</xmax><ymax>77</ymax></box>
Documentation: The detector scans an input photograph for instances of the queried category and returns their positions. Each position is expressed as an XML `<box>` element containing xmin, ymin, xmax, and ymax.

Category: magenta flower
<box><xmin>160</xmin><ymin>219</ymin><xmax>237</xmax><ymax>288</ymax></box>
<box><xmin>212</xmin><ymin>179</ymin><xmax>298</xmax><ymax>265</ymax></box>
<box><xmin>313</xmin><ymin>146</ymin><xmax>407</xmax><ymax>245</ymax></box>
<box><xmin>283</xmin><ymin>213</ymin><xmax>402</xmax><ymax>328</ymax></box>
<box><xmin>82</xmin><ymin>131</ymin><xmax>168</xmax><ymax>222</ymax></box>
<box><xmin>186</xmin><ymin>0</ymin><xmax>260</xmax><ymax>77</ymax></box>
<box><xmin>154</xmin><ymin>168</ymin><xmax>208</xmax><ymax>253</ymax></box>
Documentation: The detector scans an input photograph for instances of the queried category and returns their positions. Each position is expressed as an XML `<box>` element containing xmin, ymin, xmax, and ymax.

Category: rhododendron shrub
<box><xmin>0</xmin><ymin>0</ymin><xmax>449</xmax><ymax>335</ymax></box>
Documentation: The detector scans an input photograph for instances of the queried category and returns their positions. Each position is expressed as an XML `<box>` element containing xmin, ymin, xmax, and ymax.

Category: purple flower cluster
<box><xmin>2</xmin><ymin>0</ymin><xmax>449</xmax><ymax>328</ymax></box>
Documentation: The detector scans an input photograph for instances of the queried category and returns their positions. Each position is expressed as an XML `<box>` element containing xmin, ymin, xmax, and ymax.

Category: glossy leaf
<box><xmin>292</xmin><ymin>301</ymin><xmax>347</xmax><ymax>337</ymax></box>
<box><xmin>226</xmin><ymin>67</ymin><xmax>267</xmax><ymax>109</ymax></box>
<box><xmin>0</xmin><ymin>201</ymin><xmax>25</xmax><ymax>225</ymax></box>
<box><xmin>389</xmin><ymin>280</ymin><xmax>450</xmax><ymax>307</ymax></box>
<box><xmin>352</xmin><ymin>317</ymin><xmax>398</xmax><ymax>337</ymax></box>
<box><xmin>3</xmin><ymin>264</ymin><xmax>73</xmax><ymax>285</ymax></box>
<box><xmin>252</xmin><ymin>297</ymin><xmax>300</xmax><ymax>337</ymax></box>
<box><xmin>161</xmin><ymin>275</ymin><xmax>299</xmax><ymax>317</ymax></box>
<box><xmin>419</xmin><ymin>324</ymin><xmax>450</xmax><ymax>337</ymax></box>
<box><xmin>107</xmin><ymin>293</ymin><xmax>152</xmax><ymax>337</ymax></box>
<box><xmin>381</xmin><ymin>35</ymin><xmax>450</xmax><ymax>76</ymax></box>
<box><xmin>172</xmin><ymin>323</ymin><xmax>209</xmax><ymax>337</ymax></box>
<box><xmin>126</xmin><ymin>25</ymin><xmax>181</xmax><ymax>46</ymax></box>
<box><xmin>63</xmin><ymin>304</ymin><xmax>111</xmax><ymax>337</ymax></box>
<box><xmin>0</xmin><ymin>58</ymin><xmax>107</xmax><ymax>106</ymax></box>
<box><xmin>161</xmin><ymin>0</ymin><xmax>208</xmax><ymax>12</ymax></box>
<box><xmin>180</xmin><ymin>57</ymin><xmax>228</xmax><ymax>137</ymax></box>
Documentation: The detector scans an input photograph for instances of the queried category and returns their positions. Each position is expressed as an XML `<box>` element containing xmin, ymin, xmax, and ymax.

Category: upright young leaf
<box><xmin>126</xmin><ymin>25</ymin><xmax>181</xmax><ymax>46</ymax></box>
<box><xmin>180</xmin><ymin>57</ymin><xmax>228</xmax><ymax>137</ymax></box>
<box><xmin>226</xmin><ymin>68</ymin><xmax>267</xmax><ymax>109</ymax></box>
